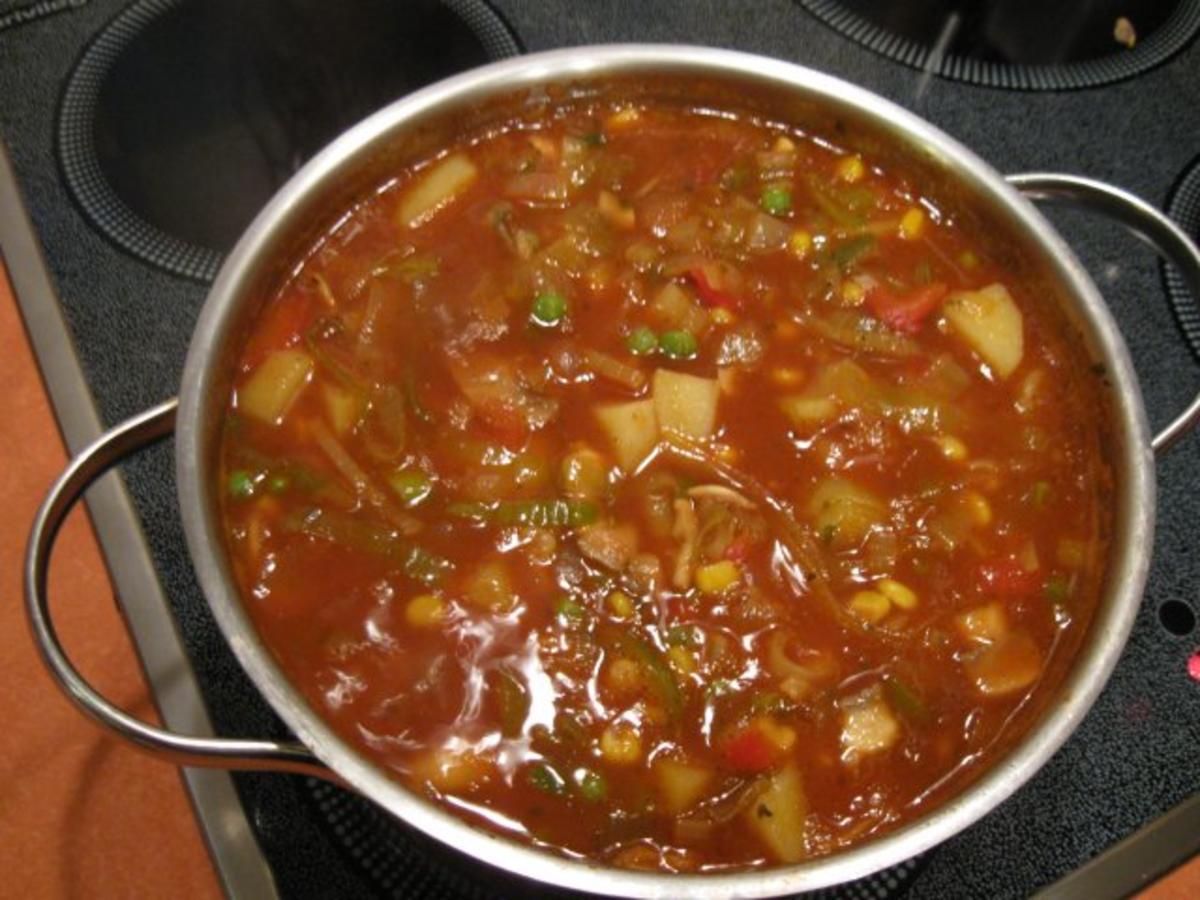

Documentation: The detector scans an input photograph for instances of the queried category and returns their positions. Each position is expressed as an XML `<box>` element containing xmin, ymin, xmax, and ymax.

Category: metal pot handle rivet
<box><xmin>23</xmin><ymin>397</ymin><xmax>332</xmax><ymax>777</ymax></box>
<box><xmin>1008</xmin><ymin>172</ymin><xmax>1200</xmax><ymax>455</ymax></box>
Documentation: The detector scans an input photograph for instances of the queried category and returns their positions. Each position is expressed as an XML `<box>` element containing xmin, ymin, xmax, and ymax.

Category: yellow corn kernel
<box><xmin>876</xmin><ymin>578</ymin><xmax>917</xmax><ymax>610</ymax></box>
<box><xmin>756</xmin><ymin>717</ymin><xmax>798</xmax><ymax>753</ymax></box>
<box><xmin>770</xmin><ymin>367</ymin><xmax>804</xmax><ymax>387</ymax></box>
<box><xmin>606</xmin><ymin>589</ymin><xmax>635</xmax><ymax>619</ymax></box>
<box><xmin>606</xmin><ymin>106</ymin><xmax>640</xmax><ymax>130</ymax></box>
<box><xmin>789</xmin><ymin>229</ymin><xmax>813</xmax><ymax>259</ymax></box>
<box><xmin>774</xmin><ymin>319</ymin><xmax>800</xmax><ymax>341</ymax></box>
<box><xmin>406</xmin><ymin>594</ymin><xmax>445</xmax><ymax>628</ymax></box>
<box><xmin>961</xmin><ymin>490</ymin><xmax>993</xmax><ymax>526</ymax></box>
<box><xmin>840</xmin><ymin>280</ymin><xmax>866</xmax><ymax>305</ymax></box>
<box><xmin>836</xmin><ymin>155</ymin><xmax>865</xmax><ymax>183</ymax></box>
<box><xmin>934</xmin><ymin>434</ymin><xmax>969</xmax><ymax>461</ymax></box>
<box><xmin>668</xmin><ymin>646</ymin><xmax>698</xmax><ymax>675</ymax></box>
<box><xmin>600</xmin><ymin>723</ymin><xmax>642</xmax><ymax>765</ymax></box>
<box><xmin>712</xmin><ymin>443</ymin><xmax>740</xmax><ymax>465</ymax></box>
<box><xmin>605</xmin><ymin>658</ymin><xmax>644</xmax><ymax>694</ymax></box>
<box><xmin>958</xmin><ymin>249</ymin><xmax>979</xmax><ymax>270</ymax></box>
<box><xmin>773</xmin><ymin>135</ymin><xmax>797</xmax><ymax>153</ymax></box>
<box><xmin>849</xmin><ymin>590</ymin><xmax>891</xmax><ymax>624</ymax></box>
<box><xmin>1057</xmin><ymin>538</ymin><xmax>1087</xmax><ymax>569</ymax></box>
<box><xmin>899</xmin><ymin>207</ymin><xmax>926</xmax><ymax>240</ymax></box>
<box><xmin>710</xmin><ymin>306</ymin><xmax>737</xmax><ymax>326</ymax></box>
<box><xmin>695</xmin><ymin>560</ymin><xmax>741</xmax><ymax>594</ymax></box>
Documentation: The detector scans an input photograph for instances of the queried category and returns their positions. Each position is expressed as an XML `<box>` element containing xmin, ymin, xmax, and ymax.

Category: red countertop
<box><xmin>0</xmin><ymin>257</ymin><xmax>1194</xmax><ymax>898</ymax></box>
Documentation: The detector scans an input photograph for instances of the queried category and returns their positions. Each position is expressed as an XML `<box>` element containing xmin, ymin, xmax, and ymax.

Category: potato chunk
<box><xmin>743</xmin><ymin>765</ymin><xmax>808</xmax><ymax>864</ymax></box>
<box><xmin>653</xmin><ymin>757</ymin><xmax>713</xmax><ymax>815</ymax></box>
<box><xmin>965</xmin><ymin>633</ymin><xmax>1043</xmax><ymax>696</ymax></box>
<box><xmin>943</xmin><ymin>283</ymin><xmax>1024</xmax><ymax>378</ymax></box>
<box><xmin>840</xmin><ymin>690</ymin><xmax>900</xmax><ymax>763</ymax></box>
<box><xmin>398</xmin><ymin>153</ymin><xmax>479</xmax><ymax>228</ymax></box>
<box><xmin>238</xmin><ymin>349</ymin><xmax>314</xmax><ymax>425</ymax></box>
<box><xmin>595</xmin><ymin>399</ymin><xmax>659</xmax><ymax>471</ymax></box>
<box><xmin>653</xmin><ymin>369</ymin><xmax>720</xmax><ymax>441</ymax></box>
<box><xmin>808</xmin><ymin>477</ymin><xmax>887</xmax><ymax>550</ymax></box>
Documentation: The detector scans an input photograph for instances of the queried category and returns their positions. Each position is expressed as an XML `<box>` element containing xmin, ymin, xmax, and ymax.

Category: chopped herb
<box><xmin>555</xmin><ymin>596</ymin><xmax>586</xmax><ymax>624</ymax></box>
<box><xmin>575</xmin><ymin>768</ymin><xmax>607</xmax><ymax>802</ymax></box>
<box><xmin>266</xmin><ymin>473</ymin><xmax>290</xmax><ymax>495</ymax></box>
<box><xmin>1045</xmin><ymin>574</ymin><xmax>1071</xmax><ymax>604</ymax></box>
<box><xmin>1028</xmin><ymin>480</ymin><xmax>1052</xmax><ymax>507</ymax></box>
<box><xmin>706</xmin><ymin>678</ymin><xmax>734</xmax><ymax>698</ymax></box>
<box><xmin>228</xmin><ymin>469</ymin><xmax>256</xmax><ymax>499</ymax></box>
<box><xmin>666</xmin><ymin>625</ymin><xmax>700</xmax><ymax>647</ymax></box>
<box><xmin>760</xmin><ymin>185</ymin><xmax>793</xmax><ymax>216</ymax></box>
<box><xmin>528</xmin><ymin>763</ymin><xmax>568</xmax><ymax>796</ymax></box>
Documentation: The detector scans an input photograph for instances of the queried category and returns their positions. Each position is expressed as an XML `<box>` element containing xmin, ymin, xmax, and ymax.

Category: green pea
<box><xmin>575</xmin><ymin>768</ymin><xmax>607</xmax><ymax>802</ymax></box>
<box><xmin>531</xmin><ymin>291</ymin><xmax>568</xmax><ymax>326</ymax></box>
<box><xmin>760</xmin><ymin>184</ymin><xmax>792</xmax><ymax>216</ymax></box>
<box><xmin>388</xmin><ymin>468</ymin><xmax>433</xmax><ymax>507</ymax></box>
<box><xmin>625</xmin><ymin>326</ymin><xmax>658</xmax><ymax>356</ymax></box>
<box><xmin>228</xmin><ymin>469</ymin><xmax>256</xmax><ymax>499</ymax></box>
<box><xmin>658</xmin><ymin>330</ymin><xmax>698</xmax><ymax>359</ymax></box>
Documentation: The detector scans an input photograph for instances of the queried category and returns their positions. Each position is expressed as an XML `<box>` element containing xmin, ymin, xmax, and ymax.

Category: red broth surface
<box><xmin>219</xmin><ymin>103</ymin><xmax>1111</xmax><ymax>872</ymax></box>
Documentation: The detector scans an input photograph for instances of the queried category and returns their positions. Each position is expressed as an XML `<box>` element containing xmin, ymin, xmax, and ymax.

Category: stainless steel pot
<box><xmin>26</xmin><ymin>46</ymin><xmax>1200</xmax><ymax>898</ymax></box>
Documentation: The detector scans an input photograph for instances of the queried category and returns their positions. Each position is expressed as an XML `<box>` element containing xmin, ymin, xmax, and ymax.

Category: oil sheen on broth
<box><xmin>219</xmin><ymin>101</ymin><xmax>1110</xmax><ymax>872</ymax></box>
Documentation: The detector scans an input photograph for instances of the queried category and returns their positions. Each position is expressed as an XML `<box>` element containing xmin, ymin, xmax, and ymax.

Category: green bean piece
<box><xmin>446</xmin><ymin>498</ymin><xmax>598</xmax><ymax>528</ymax></box>
<box><xmin>658</xmin><ymin>330</ymin><xmax>698</xmax><ymax>360</ymax></box>
<box><xmin>494</xmin><ymin>668</ymin><xmax>530</xmax><ymax>738</ymax></box>
<box><xmin>388</xmin><ymin>468</ymin><xmax>433</xmax><ymax>507</ymax></box>
<box><xmin>287</xmin><ymin>508</ymin><xmax>452</xmax><ymax>586</ymax></box>
<box><xmin>831</xmin><ymin>234</ymin><xmax>876</xmax><ymax>272</ymax></box>
<box><xmin>531</xmin><ymin>291</ymin><xmax>568</xmax><ymax>326</ymax></box>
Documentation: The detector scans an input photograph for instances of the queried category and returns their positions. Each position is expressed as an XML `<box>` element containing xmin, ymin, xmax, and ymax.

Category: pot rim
<box><xmin>176</xmin><ymin>44</ymin><xmax>1154</xmax><ymax>898</ymax></box>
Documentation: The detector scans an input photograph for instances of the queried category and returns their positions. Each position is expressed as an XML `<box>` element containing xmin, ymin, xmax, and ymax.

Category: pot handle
<box><xmin>1007</xmin><ymin>172</ymin><xmax>1200</xmax><ymax>455</ymax></box>
<box><xmin>24</xmin><ymin>397</ymin><xmax>331</xmax><ymax>778</ymax></box>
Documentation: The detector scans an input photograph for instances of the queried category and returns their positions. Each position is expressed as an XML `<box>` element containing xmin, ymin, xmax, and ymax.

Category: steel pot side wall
<box><xmin>175</xmin><ymin>46</ymin><xmax>1154</xmax><ymax>899</ymax></box>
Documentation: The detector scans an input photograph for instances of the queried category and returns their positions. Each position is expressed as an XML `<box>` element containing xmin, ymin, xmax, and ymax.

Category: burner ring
<box><xmin>305</xmin><ymin>779</ymin><xmax>926</xmax><ymax>900</ymax></box>
<box><xmin>56</xmin><ymin>0</ymin><xmax>521</xmax><ymax>282</ymax></box>
<box><xmin>1164</xmin><ymin>154</ymin><xmax>1200</xmax><ymax>362</ymax></box>
<box><xmin>795</xmin><ymin>1</ymin><xmax>1200</xmax><ymax>91</ymax></box>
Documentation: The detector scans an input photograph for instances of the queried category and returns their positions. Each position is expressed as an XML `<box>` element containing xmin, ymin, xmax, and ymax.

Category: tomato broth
<box><xmin>219</xmin><ymin>102</ymin><xmax>1111</xmax><ymax>872</ymax></box>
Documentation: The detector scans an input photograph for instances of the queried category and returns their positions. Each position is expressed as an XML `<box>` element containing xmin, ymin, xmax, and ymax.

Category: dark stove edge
<box><xmin>0</xmin><ymin>138</ymin><xmax>279</xmax><ymax>900</ymax></box>
<box><xmin>1032</xmin><ymin>792</ymin><xmax>1200</xmax><ymax>900</ymax></box>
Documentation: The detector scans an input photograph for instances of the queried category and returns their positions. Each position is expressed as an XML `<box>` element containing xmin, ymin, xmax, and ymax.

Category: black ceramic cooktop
<box><xmin>1</xmin><ymin>1</ymin><xmax>1199</xmax><ymax>898</ymax></box>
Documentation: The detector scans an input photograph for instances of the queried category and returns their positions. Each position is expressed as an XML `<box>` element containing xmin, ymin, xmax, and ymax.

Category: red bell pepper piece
<box><xmin>688</xmin><ymin>265</ymin><xmax>742</xmax><ymax>311</ymax></box>
<box><xmin>866</xmin><ymin>282</ymin><xmax>947</xmax><ymax>334</ymax></box>
<box><xmin>722</xmin><ymin>724</ymin><xmax>778</xmax><ymax>773</ymax></box>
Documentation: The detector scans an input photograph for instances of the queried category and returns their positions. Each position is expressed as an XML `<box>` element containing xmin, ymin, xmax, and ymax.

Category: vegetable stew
<box><xmin>219</xmin><ymin>101</ymin><xmax>1111</xmax><ymax>871</ymax></box>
